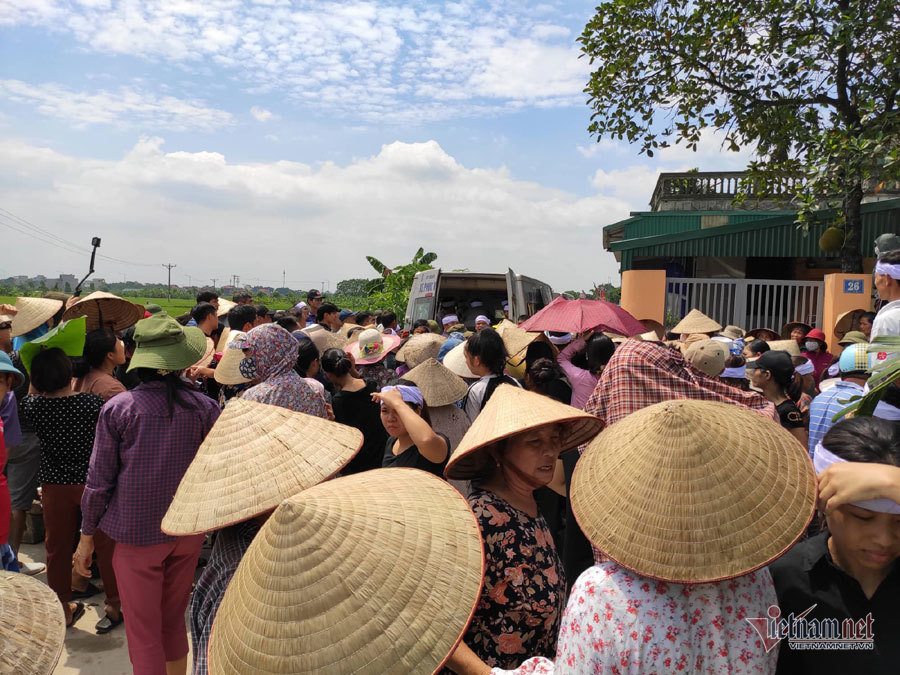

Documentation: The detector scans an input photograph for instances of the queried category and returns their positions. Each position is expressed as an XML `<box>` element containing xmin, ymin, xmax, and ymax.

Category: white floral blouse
<box><xmin>490</xmin><ymin>560</ymin><xmax>778</xmax><ymax>675</ymax></box>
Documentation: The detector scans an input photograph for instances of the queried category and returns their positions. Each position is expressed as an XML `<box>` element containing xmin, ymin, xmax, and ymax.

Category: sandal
<box><xmin>95</xmin><ymin>611</ymin><xmax>124</xmax><ymax>634</ymax></box>
<box><xmin>67</xmin><ymin>601</ymin><xmax>85</xmax><ymax>628</ymax></box>
<box><xmin>71</xmin><ymin>582</ymin><xmax>101</xmax><ymax>599</ymax></box>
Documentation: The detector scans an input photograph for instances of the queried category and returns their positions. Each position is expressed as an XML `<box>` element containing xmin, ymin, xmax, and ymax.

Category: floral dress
<box><xmin>490</xmin><ymin>561</ymin><xmax>778</xmax><ymax>674</ymax></box>
<box><xmin>463</xmin><ymin>487</ymin><xmax>566</xmax><ymax>669</ymax></box>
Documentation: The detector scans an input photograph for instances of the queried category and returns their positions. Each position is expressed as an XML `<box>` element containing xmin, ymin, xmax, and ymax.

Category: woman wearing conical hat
<box><xmin>488</xmin><ymin>399</ymin><xmax>817</xmax><ymax>675</ymax></box>
<box><xmin>443</xmin><ymin>385</ymin><xmax>602</xmax><ymax>672</ymax></box>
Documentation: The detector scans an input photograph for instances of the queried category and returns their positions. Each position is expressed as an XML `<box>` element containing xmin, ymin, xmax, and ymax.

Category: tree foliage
<box><xmin>335</xmin><ymin>278</ymin><xmax>371</xmax><ymax>297</ymax></box>
<box><xmin>365</xmin><ymin>247</ymin><xmax>438</xmax><ymax>315</ymax></box>
<box><xmin>579</xmin><ymin>0</ymin><xmax>900</xmax><ymax>272</ymax></box>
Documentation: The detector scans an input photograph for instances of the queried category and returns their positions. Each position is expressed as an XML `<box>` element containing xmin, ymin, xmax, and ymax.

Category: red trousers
<box><xmin>113</xmin><ymin>534</ymin><xmax>204</xmax><ymax>675</ymax></box>
<box><xmin>42</xmin><ymin>483</ymin><xmax>118</xmax><ymax>620</ymax></box>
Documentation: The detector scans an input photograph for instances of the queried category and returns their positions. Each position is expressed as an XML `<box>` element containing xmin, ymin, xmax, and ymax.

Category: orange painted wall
<box><xmin>620</xmin><ymin>270</ymin><xmax>666</xmax><ymax>326</ymax></box>
<box><xmin>822</xmin><ymin>274</ymin><xmax>873</xmax><ymax>354</ymax></box>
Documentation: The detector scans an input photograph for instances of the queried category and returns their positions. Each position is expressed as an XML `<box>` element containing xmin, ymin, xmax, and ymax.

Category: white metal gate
<box><xmin>666</xmin><ymin>278</ymin><xmax>826</xmax><ymax>331</ymax></box>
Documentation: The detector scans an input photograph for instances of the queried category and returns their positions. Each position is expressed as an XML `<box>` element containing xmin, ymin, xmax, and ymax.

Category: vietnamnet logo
<box><xmin>746</xmin><ymin>605</ymin><xmax>875</xmax><ymax>652</ymax></box>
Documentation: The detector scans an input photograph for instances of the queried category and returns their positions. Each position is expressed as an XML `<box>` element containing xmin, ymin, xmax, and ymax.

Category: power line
<box><xmin>0</xmin><ymin>206</ymin><xmax>159</xmax><ymax>267</ymax></box>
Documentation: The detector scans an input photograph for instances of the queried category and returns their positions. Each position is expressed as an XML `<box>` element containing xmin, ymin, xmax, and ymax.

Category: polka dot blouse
<box><xmin>21</xmin><ymin>393</ymin><xmax>104</xmax><ymax>485</ymax></box>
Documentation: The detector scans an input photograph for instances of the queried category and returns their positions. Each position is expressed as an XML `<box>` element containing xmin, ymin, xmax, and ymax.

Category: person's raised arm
<box><xmin>818</xmin><ymin>462</ymin><xmax>900</xmax><ymax>515</ymax></box>
<box><xmin>372</xmin><ymin>389</ymin><xmax>448</xmax><ymax>464</ymax></box>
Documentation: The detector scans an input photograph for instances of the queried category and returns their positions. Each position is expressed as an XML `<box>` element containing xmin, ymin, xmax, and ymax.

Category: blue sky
<box><xmin>0</xmin><ymin>0</ymin><xmax>750</xmax><ymax>291</ymax></box>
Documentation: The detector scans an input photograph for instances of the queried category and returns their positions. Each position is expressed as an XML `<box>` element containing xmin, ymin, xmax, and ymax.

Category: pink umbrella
<box><xmin>518</xmin><ymin>297</ymin><xmax>646</xmax><ymax>336</ymax></box>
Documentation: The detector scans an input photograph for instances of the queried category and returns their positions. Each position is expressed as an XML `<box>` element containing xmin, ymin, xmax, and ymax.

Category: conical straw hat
<box><xmin>571</xmin><ymin>399</ymin><xmax>816</xmax><ymax>583</ymax></box>
<box><xmin>429</xmin><ymin>403</ymin><xmax>471</xmax><ymax>453</ymax></box>
<box><xmin>214</xmin><ymin>330</ymin><xmax>251</xmax><ymax>385</ymax></box>
<box><xmin>767</xmin><ymin>339</ymin><xmax>802</xmax><ymax>357</ymax></box>
<box><xmin>781</xmin><ymin>320</ymin><xmax>812</xmax><ymax>339</ymax></box>
<box><xmin>833</xmin><ymin>308</ymin><xmax>866</xmax><ymax>339</ymax></box>
<box><xmin>216</xmin><ymin>298</ymin><xmax>237</xmax><ymax>317</ymax></box>
<box><xmin>746</xmin><ymin>327</ymin><xmax>780</xmax><ymax>342</ymax></box>
<box><xmin>445</xmin><ymin>384</ymin><xmax>603</xmax><ymax>480</ymax></box>
<box><xmin>0</xmin><ymin>571</ymin><xmax>66</xmax><ymax>674</ymax></box>
<box><xmin>62</xmin><ymin>291</ymin><xmax>144</xmax><ymax>331</ymax></box>
<box><xmin>9</xmin><ymin>297</ymin><xmax>63</xmax><ymax>338</ymax></box>
<box><xmin>162</xmin><ymin>398</ymin><xmax>363</xmax><ymax>535</ymax></box>
<box><xmin>396</xmin><ymin>333</ymin><xmax>446</xmax><ymax>368</ymax></box>
<box><xmin>403</xmin><ymin>358</ymin><xmax>468</xmax><ymax>406</ymax></box>
<box><xmin>494</xmin><ymin>319</ymin><xmax>540</xmax><ymax>363</ymax></box>
<box><xmin>302</xmin><ymin>324</ymin><xmax>347</xmax><ymax>355</ymax></box>
<box><xmin>671</xmin><ymin>309</ymin><xmax>722</xmax><ymax>335</ymax></box>
<box><xmin>442</xmin><ymin>340</ymin><xmax>477</xmax><ymax>379</ymax></box>
<box><xmin>207</xmin><ymin>468</ymin><xmax>484</xmax><ymax>674</ymax></box>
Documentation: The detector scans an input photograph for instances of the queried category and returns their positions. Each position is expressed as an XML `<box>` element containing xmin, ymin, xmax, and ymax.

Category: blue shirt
<box><xmin>807</xmin><ymin>380</ymin><xmax>865</xmax><ymax>457</ymax></box>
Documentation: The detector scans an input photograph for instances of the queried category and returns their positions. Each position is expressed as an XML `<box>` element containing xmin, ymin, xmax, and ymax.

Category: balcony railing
<box><xmin>650</xmin><ymin>172</ymin><xmax>803</xmax><ymax>211</ymax></box>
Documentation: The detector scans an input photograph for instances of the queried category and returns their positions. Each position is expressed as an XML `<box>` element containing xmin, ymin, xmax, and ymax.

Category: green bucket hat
<box><xmin>128</xmin><ymin>312</ymin><xmax>208</xmax><ymax>373</ymax></box>
<box><xmin>20</xmin><ymin>317</ymin><xmax>87</xmax><ymax>374</ymax></box>
<box><xmin>838</xmin><ymin>331</ymin><xmax>868</xmax><ymax>346</ymax></box>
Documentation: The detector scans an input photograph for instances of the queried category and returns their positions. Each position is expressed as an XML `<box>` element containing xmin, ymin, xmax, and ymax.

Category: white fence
<box><xmin>666</xmin><ymin>278</ymin><xmax>825</xmax><ymax>331</ymax></box>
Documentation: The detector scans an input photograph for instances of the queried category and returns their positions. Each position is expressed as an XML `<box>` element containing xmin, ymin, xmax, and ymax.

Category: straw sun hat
<box><xmin>9</xmin><ymin>297</ymin><xmax>63</xmax><ymax>338</ymax></box>
<box><xmin>162</xmin><ymin>397</ymin><xmax>363</xmax><ymax>535</ymax></box>
<box><xmin>62</xmin><ymin>291</ymin><xmax>144</xmax><ymax>331</ymax></box>
<box><xmin>207</xmin><ymin>468</ymin><xmax>484</xmax><ymax>674</ymax></box>
<box><xmin>781</xmin><ymin>320</ymin><xmax>812</xmax><ymax>339</ymax></box>
<box><xmin>493</xmin><ymin>319</ymin><xmax>540</xmax><ymax>363</ymax></box>
<box><xmin>442</xmin><ymin>340</ymin><xmax>478</xmax><ymax>379</ymax></box>
<box><xmin>767</xmin><ymin>339</ymin><xmax>802</xmax><ymax>358</ymax></box>
<box><xmin>672</xmin><ymin>309</ymin><xmax>722</xmax><ymax>335</ymax></box>
<box><xmin>0</xmin><ymin>571</ymin><xmax>66</xmax><ymax>675</ymax></box>
<box><xmin>395</xmin><ymin>333</ymin><xmax>446</xmax><ymax>368</ymax></box>
<box><xmin>445</xmin><ymin>384</ymin><xmax>603</xmax><ymax>480</ymax></box>
<box><xmin>571</xmin><ymin>399</ymin><xmax>816</xmax><ymax>583</ymax></box>
<box><xmin>214</xmin><ymin>330</ymin><xmax>251</xmax><ymax>385</ymax></box>
<box><xmin>302</xmin><ymin>324</ymin><xmax>347</xmax><ymax>356</ymax></box>
<box><xmin>403</xmin><ymin>358</ymin><xmax>468</xmax><ymax>406</ymax></box>
<box><xmin>216</xmin><ymin>298</ymin><xmax>237</xmax><ymax>317</ymax></box>
<box><xmin>344</xmin><ymin>328</ymin><xmax>402</xmax><ymax>365</ymax></box>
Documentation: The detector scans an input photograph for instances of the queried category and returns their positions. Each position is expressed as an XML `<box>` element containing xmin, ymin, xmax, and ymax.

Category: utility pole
<box><xmin>162</xmin><ymin>263</ymin><xmax>176</xmax><ymax>301</ymax></box>
<box><xmin>210</xmin><ymin>278</ymin><xmax>217</xmax><ymax>290</ymax></box>
<box><xmin>282</xmin><ymin>270</ymin><xmax>285</xmax><ymax>289</ymax></box>
<box><xmin>187</xmin><ymin>274</ymin><xmax>192</xmax><ymax>287</ymax></box>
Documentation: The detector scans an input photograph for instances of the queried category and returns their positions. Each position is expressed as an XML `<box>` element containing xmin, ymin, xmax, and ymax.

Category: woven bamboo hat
<box><xmin>718</xmin><ymin>324</ymin><xmax>746</xmax><ymax>340</ymax></box>
<box><xmin>445</xmin><ymin>384</ymin><xmax>603</xmax><ymax>480</ymax></box>
<box><xmin>207</xmin><ymin>468</ymin><xmax>484</xmax><ymax>674</ymax></box>
<box><xmin>640</xmin><ymin>319</ymin><xmax>665</xmax><ymax>340</ymax></box>
<box><xmin>0</xmin><ymin>571</ymin><xmax>66</xmax><ymax>674</ymax></box>
<box><xmin>767</xmin><ymin>339</ymin><xmax>802</xmax><ymax>357</ymax></box>
<box><xmin>442</xmin><ymin>340</ymin><xmax>478</xmax><ymax>379</ymax></box>
<box><xmin>571</xmin><ymin>399</ymin><xmax>816</xmax><ymax>583</ymax></box>
<box><xmin>214</xmin><ymin>330</ymin><xmax>251</xmax><ymax>385</ymax></box>
<box><xmin>833</xmin><ymin>308</ymin><xmax>867</xmax><ymax>339</ymax></box>
<box><xmin>395</xmin><ymin>333</ymin><xmax>446</xmax><ymax>368</ymax></box>
<box><xmin>403</xmin><ymin>358</ymin><xmax>468</xmax><ymax>406</ymax></box>
<box><xmin>62</xmin><ymin>291</ymin><xmax>144</xmax><ymax>331</ymax></box>
<box><xmin>216</xmin><ymin>298</ymin><xmax>237</xmax><ymax>317</ymax></box>
<box><xmin>302</xmin><ymin>324</ymin><xmax>347</xmax><ymax>356</ymax></box>
<box><xmin>671</xmin><ymin>309</ymin><xmax>722</xmax><ymax>335</ymax></box>
<box><xmin>746</xmin><ymin>327</ymin><xmax>780</xmax><ymax>342</ymax></box>
<box><xmin>494</xmin><ymin>319</ymin><xmax>540</xmax><ymax>364</ymax></box>
<box><xmin>9</xmin><ymin>297</ymin><xmax>63</xmax><ymax>338</ymax></box>
<box><xmin>781</xmin><ymin>320</ymin><xmax>812</xmax><ymax>339</ymax></box>
<box><xmin>162</xmin><ymin>398</ymin><xmax>362</xmax><ymax>535</ymax></box>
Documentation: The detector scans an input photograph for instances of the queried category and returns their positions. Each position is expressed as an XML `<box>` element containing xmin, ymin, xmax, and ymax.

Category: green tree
<box><xmin>336</xmin><ymin>278</ymin><xmax>372</xmax><ymax>297</ymax></box>
<box><xmin>365</xmin><ymin>248</ymin><xmax>437</xmax><ymax>315</ymax></box>
<box><xmin>579</xmin><ymin>0</ymin><xmax>900</xmax><ymax>272</ymax></box>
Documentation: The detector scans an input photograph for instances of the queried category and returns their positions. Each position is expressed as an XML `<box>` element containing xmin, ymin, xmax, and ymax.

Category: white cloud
<box><xmin>0</xmin><ymin>79</ymin><xmax>233</xmax><ymax>131</ymax></box>
<box><xmin>0</xmin><ymin>136</ymin><xmax>624</xmax><ymax>291</ymax></box>
<box><xmin>3</xmin><ymin>1</ymin><xmax>589</xmax><ymax>123</ymax></box>
<box><xmin>250</xmin><ymin>105</ymin><xmax>275</xmax><ymax>122</ymax></box>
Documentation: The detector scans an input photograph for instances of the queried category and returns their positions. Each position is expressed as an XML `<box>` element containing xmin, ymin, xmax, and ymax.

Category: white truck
<box><xmin>404</xmin><ymin>268</ymin><xmax>554</xmax><ymax>331</ymax></box>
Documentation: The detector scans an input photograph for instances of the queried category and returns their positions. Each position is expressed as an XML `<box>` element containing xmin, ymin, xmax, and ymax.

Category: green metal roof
<box><xmin>606</xmin><ymin>199</ymin><xmax>900</xmax><ymax>270</ymax></box>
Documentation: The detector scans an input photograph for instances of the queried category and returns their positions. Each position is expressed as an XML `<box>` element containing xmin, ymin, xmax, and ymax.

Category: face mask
<box><xmin>238</xmin><ymin>355</ymin><xmax>258</xmax><ymax>380</ymax></box>
<box><xmin>804</xmin><ymin>341</ymin><xmax>819</xmax><ymax>352</ymax></box>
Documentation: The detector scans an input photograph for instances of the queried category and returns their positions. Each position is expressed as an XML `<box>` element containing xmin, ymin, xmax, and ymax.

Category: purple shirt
<box><xmin>81</xmin><ymin>381</ymin><xmax>220</xmax><ymax>546</ymax></box>
<box><xmin>0</xmin><ymin>392</ymin><xmax>21</xmax><ymax>448</ymax></box>
<box><xmin>557</xmin><ymin>339</ymin><xmax>599</xmax><ymax>410</ymax></box>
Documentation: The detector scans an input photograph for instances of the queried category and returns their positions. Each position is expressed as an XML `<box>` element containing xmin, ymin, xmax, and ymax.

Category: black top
<box><xmin>21</xmin><ymin>393</ymin><xmax>104</xmax><ymax>484</ymax></box>
<box><xmin>382</xmin><ymin>432</ymin><xmax>450</xmax><ymax>478</ymax></box>
<box><xmin>332</xmin><ymin>380</ymin><xmax>388</xmax><ymax>475</ymax></box>
<box><xmin>769</xmin><ymin>532</ymin><xmax>899</xmax><ymax>674</ymax></box>
<box><xmin>775</xmin><ymin>400</ymin><xmax>805</xmax><ymax>430</ymax></box>
<box><xmin>10</xmin><ymin>351</ymin><xmax>32</xmax><ymax>433</ymax></box>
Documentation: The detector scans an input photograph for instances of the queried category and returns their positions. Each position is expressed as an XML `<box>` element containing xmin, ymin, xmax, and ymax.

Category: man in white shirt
<box><xmin>872</xmin><ymin>249</ymin><xmax>900</xmax><ymax>338</ymax></box>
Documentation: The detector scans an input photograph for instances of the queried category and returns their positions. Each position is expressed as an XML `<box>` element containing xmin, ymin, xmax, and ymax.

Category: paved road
<box><xmin>18</xmin><ymin>543</ymin><xmax>197</xmax><ymax>674</ymax></box>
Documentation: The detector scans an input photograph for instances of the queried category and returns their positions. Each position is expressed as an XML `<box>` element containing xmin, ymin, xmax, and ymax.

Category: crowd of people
<box><xmin>0</xmin><ymin>244</ymin><xmax>898</xmax><ymax>675</ymax></box>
